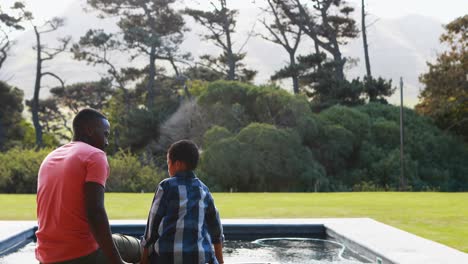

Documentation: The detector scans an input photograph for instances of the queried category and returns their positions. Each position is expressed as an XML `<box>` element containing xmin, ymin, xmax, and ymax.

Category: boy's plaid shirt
<box><xmin>141</xmin><ymin>171</ymin><xmax>224</xmax><ymax>264</ymax></box>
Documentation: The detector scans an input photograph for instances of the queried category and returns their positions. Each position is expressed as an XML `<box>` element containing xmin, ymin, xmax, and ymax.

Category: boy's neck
<box><xmin>172</xmin><ymin>170</ymin><xmax>194</xmax><ymax>177</ymax></box>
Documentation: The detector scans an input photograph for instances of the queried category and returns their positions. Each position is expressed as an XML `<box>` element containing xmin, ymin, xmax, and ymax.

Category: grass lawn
<box><xmin>1</xmin><ymin>192</ymin><xmax>467</xmax><ymax>253</ymax></box>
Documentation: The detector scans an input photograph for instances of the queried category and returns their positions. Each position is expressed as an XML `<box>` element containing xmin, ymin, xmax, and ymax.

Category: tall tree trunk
<box><xmin>123</xmin><ymin>89</ymin><xmax>130</xmax><ymax>113</ymax></box>
<box><xmin>362</xmin><ymin>0</ymin><xmax>372</xmax><ymax>78</ymax></box>
<box><xmin>330</xmin><ymin>41</ymin><xmax>345</xmax><ymax>81</ymax></box>
<box><xmin>225</xmin><ymin>28</ymin><xmax>235</xmax><ymax>80</ymax></box>
<box><xmin>0</xmin><ymin>39</ymin><xmax>9</xmax><ymax>71</ymax></box>
<box><xmin>113</xmin><ymin>127</ymin><xmax>120</xmax><ymax>153</ymax></box>
<box><xmin>222</xmin><ymin>1</ymin><xmax>235</xmax><ymax>80</ymax></box>
<box><xmin>335</xmin><ymin>57</ymin><xmax>345</xmax><ymax>81</ymax></box>
<box><xmin>0</xmin><ymin>114</ymin><xmax>5</xmax><ymax>150</ymax></box>
<box><xmin>289</xmin><ymin>53</ymin><xmax>299</xmax><ymax>94</ymax></box>
<box><xmin>147</xmin><ymin>45</ymin><xmax>156</xmax><ymax>108</ymax></box>
<box><xmin>314</xmin><ymin>41</ymin><xmax>320</xmax><ymax>55</ymax></box>
<box><xmin>32</xmin><ymin>26</ymin><xmax>43</xmax><ymax>148</ymax></box>
<box><xmin>318</xmin><ymin>3</ymin><xmax>346</xmax><ymax>81</ymax></box>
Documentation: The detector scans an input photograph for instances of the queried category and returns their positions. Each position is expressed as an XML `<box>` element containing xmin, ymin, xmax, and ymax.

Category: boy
<box><xmin>141</xmin><ymin>140</ymin><xmax>224</xmax><ymax>264</ymax></box>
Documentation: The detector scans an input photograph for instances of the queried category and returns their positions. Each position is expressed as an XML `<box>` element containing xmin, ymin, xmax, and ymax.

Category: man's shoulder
<box><xmin>71</xmin><ymin>141</ymin><xmax>105</xmax><ymax>154</ymax></box>
<box><xmin>67</xmin><ymin>142</ymin><xmax>107</xmax><ymax>163</ymax></box>
<box><xmin>43</xmin><ymin>142</ymin><xmax>107</xmax><ymax>168</ymax></box>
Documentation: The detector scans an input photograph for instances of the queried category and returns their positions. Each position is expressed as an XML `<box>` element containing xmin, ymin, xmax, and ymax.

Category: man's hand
<box><xmin>140</xmin><ymin>247</ymin><xmax>149</xmax><ymax>264</ymax></box>
<box><xmin>85</xmin><ymin>182</ymin><xmax>125</xmax><ymax>264</ymax></box>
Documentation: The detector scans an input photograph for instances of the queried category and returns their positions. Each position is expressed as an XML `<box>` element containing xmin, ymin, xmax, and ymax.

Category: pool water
<box><xmin>0</xmin><ymin>238</ymin><xmax>371</xmax><ymax>264</ymax></box>
<box><xmin>0</xmin><ymin>242</ymin><xmax>35</xmax><ymax>264</ymax></box>
<box><xmin>224</xmin><ymin>238</ymin><xmax>371</xmax><ymax>264</ymax></box>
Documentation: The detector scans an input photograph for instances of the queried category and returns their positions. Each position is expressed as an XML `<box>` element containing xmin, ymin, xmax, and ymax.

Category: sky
<box><xmin>2</xmin><ymin>0</ymin><xmax>466</xmax><ymax>40</ymax></box>
<box><xmin>2</xmin><ymin>0</ymin><xmax>467</xmax><ymax>25</ymax></box>
<box><xmin>1</xmin><ymin>0</ymin><xmax>466</xmax><ymax>107</ymax></box>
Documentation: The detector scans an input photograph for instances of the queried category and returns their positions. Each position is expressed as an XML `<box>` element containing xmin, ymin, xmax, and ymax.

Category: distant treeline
<box><xmin>1</xmin><ymin>1</ymin><xmax>466</xmax><ymax>192</ymax></box>
<box><xmin>1</xmin><ymin>81</ymin><xmax>467</xmax><ymax>193</ymax></box>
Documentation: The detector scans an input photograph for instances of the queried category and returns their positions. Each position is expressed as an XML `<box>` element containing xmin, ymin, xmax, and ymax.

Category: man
<box><xmin>36</xmin><ymin>108</ymin><xmax>125</xmax><ymax>264</ymax></box>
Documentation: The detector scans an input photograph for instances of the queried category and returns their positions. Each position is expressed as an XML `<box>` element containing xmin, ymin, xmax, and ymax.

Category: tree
<box><xmin>0</xmin><ymin>2</ymin><xmax>30</xmax><ymax>71</ymax></box>
<box><xmin>182</xmin><ymin>65</ymin><xmax>225</xmax><ymax>82</ymax></box>
<box><xmin>50</xmin><ymin>79</ymin><xmax>114</xmax><ymax>114</ymax></box>
<box><xmin>0</xmin><ymin>81</ymin><xmax>24</xmax><ymax>150</ymax></box>
<box><xmin>185</xmin><ymin>0</ymin><xmax>257</xmax><ymax>82</ymax></box>
<box><xmin>86</xmin><ymin>0</ymin><xmax>188</xmax><ymax>108</ymax></box>
<box><xmin>284</xmin><ymin>53</ymin><xmax>393</xmax><ymax>107</ymax></box>
<box><xmin>0</xmin><ymin>2</ymin><xmax>32</xmax><ymax>69</ymax></box>
<box><xmin>416</xmin><ymin>15</ymin><xmax>468</xmax><ymax>141</ymax></box>
<box><xmin>363</xmin><ymin>76</ymin><xmax>394</xmax><ymax>103</ymax></box>
<box><xmin>26</xmin><ymin>79</ymin><xmax>115</xmax><ymax>141</ymax></box>
<box><xmin>71</xmin><ymin>29</ymin><xmax>128</xmax><ymax>91</ymax></box>
<box><xmin>259</xmin><ymin>0</ymin><xmax>303</xmax><ymax>94</ymax></box>
<box><xmin>361</xmin><ymin>0</ymin><xmax>371</xmax><ymax>79</ymax></box>
<box><xmin>274</xmin><ymin>0</ymin><xmax>359</xmax><ymax>81</ymax></box>
<box><xmin>293</xmin><ymin>53</ymin><xmax>364</xmax><ymax>108</ymax></box>
<box><xmin>359</xmin><ymin>1</ymin><xmax>395</xmax><ymax>103</ymax></box>
<box><xmin>29</xmin><ymin>17</ymin><xmax>70</xmax><ymax>147</ymax></box>
<box><xmin>26</xmin><ymin>98</ymin><xmax>71</xmax><ymax>141</ymax></box>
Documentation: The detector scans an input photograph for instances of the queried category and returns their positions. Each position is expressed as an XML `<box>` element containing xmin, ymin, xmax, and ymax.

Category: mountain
<box><xmin>1</xmin><ymin>0</ymin><xmax>445</xmax><ymax>107</ymax></box>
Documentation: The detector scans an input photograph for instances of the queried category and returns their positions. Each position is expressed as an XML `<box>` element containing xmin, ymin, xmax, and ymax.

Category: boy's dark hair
<box><xmin>72</xmin><ymin>108</ymin><xmax>107</xmax><ymax>138</ymax></box>
<box><xmin>168</xmin><ymin>140</ymin><xmax>199</xmax><ymax>170</ymax></box>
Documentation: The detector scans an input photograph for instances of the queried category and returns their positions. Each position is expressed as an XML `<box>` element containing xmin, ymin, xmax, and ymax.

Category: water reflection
<box><xmin>224</xmin><ymin>238</ymin><xmax>371</xmax><ymax>264</ymax></box>
<box><xmin>1</xmin><ymin>238</ymin><xmax>372</xmax><ymax>264</ymax></box>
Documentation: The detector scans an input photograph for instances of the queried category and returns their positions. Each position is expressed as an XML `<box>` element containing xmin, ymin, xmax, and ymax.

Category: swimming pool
<box><xmin>0</xmin><ymin>222</ymin><xmax>372</xmax><ymax>264</ymax></box>
<box><xmin>2</xmin><ymin>219</ymin><xmax>467</xmax><ymax>264</ymax></box>
<box><xmin>0</xmin><ymin>238</ymin><xmax>371</xmax><ymax>264</ymax></box>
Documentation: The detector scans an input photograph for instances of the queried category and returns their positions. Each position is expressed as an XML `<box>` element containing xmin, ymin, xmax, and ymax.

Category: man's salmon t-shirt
<box><xmin>35</xmin><ymin>141</ymin><xmax>109</xmax><ymax>263</ymax></box>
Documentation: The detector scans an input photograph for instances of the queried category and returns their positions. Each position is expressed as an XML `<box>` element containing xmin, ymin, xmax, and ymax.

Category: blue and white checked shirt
<box><xmin>141</xmin><ymin>171</ymin><xmax>224</xmax><ymax>264</ymax></box>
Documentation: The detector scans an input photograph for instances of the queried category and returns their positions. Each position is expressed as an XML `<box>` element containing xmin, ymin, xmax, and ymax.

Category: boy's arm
<box><xmin>205</xmin><ymin>192</ymin><xmax>224</xmax><ymax>263</ymax></box>
<box><xmin>214</xmin><ymin>243</ymin><xmax>224</xmax><ymax>264</ymax></box>
<box><xmin>140</xmin><ymin>184</ymin><xmax>167</xmax><ymax>262</ymax></box>
<box><xmin>85</xmin><ymin>182</ymin><xmax>125</xmax><ymax>264</ymax></box>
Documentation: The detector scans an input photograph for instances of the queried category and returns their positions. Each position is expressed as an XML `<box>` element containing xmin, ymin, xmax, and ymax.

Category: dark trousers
<box><xmin>40</xmin><ymin>249</ymin><xmax>107</xmax><ymax>264</ymax></box>
<box><xmin>41</xmin><ymin>234</ymin><xmax>141</xmax><ymax>264</ymax></box>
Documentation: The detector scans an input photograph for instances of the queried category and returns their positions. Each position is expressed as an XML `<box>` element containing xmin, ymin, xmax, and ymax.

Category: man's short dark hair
<box><xmin>72</xmin><ymin>108</ymin><xmax>107</xmax><ymax>136</ymax></box>
<box><xmin>168</xmin><ymin>140</ymin><xmax>199</xmax><ymax>171</ymax></box>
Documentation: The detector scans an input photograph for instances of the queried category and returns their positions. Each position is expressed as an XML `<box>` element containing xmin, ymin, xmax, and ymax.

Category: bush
<box><xmin>200</xmin><ymin>123</ymin><xmax>327</xmax><ymax>192</ymax></box>
<box><xmin>0</xmin><ymin>147</ymin><xmax>51</xmax><ymax>193</ymax></box>
<box><xmin>107</xmin><ymin>150</ymin><xmax>166</xmax><ymax>192</ymax></box>
<box><xmin>197</xmin><ymin>81</ymin><xmax>312</xmax><ymax>131</ymax></box>
<box><xmin>353</xmin><ymin>103</ymin><xmax>468</xmax><ymax>191</ymax></box>
<box><xmin>0</xmin><ymin>147</ymin><xmax>167</xmax><ymax>193</ymax></box>
<box><xmin>319</xmin><ymin>105</ymin><xmax>370</xmax><ymax>141</ymax></box>
<box><xmin>203</xmin><ymin>126</ymin><xmax>233</xmax><ymax>148</ymax></box>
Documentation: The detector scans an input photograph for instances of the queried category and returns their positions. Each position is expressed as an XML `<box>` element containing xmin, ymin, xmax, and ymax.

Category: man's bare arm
<box><xmin>140</xmin><ymin>247</ymin><xmax>149</xmax><ymax>264</ymax></box>
<box><xmin>84</xmin><ymin>182</ymin><xmax>124</xmax><ymax>264</ymax></box>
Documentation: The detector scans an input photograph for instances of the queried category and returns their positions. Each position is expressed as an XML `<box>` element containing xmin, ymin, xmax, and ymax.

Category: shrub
<box><xmin>319</xmin><ymin>105</ymin><xmax>370</xmax><ymax>141</ymax></box>
<box><xmin>197</xmin><ymin>81</ymin><xmax>312</xmax><ymax>131</ymax></box>
<box><xmin>203</xmin><ymin>126</ymin><xmax>233</xmax><ymax>148</ymax></box>
<box><xmin>107</xmin><ymin>150</ymin><xmax>166</xmax><ymax>192</ymax></box>
<box><xmin>0</xmin><ymin>147</ymin><xmax>51</xmax><ymax>193</ymax></box>
<box><xmin>200</xmin><ymin>123</ymin><xmax>327</xmax><ymax>192</ymax></box>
